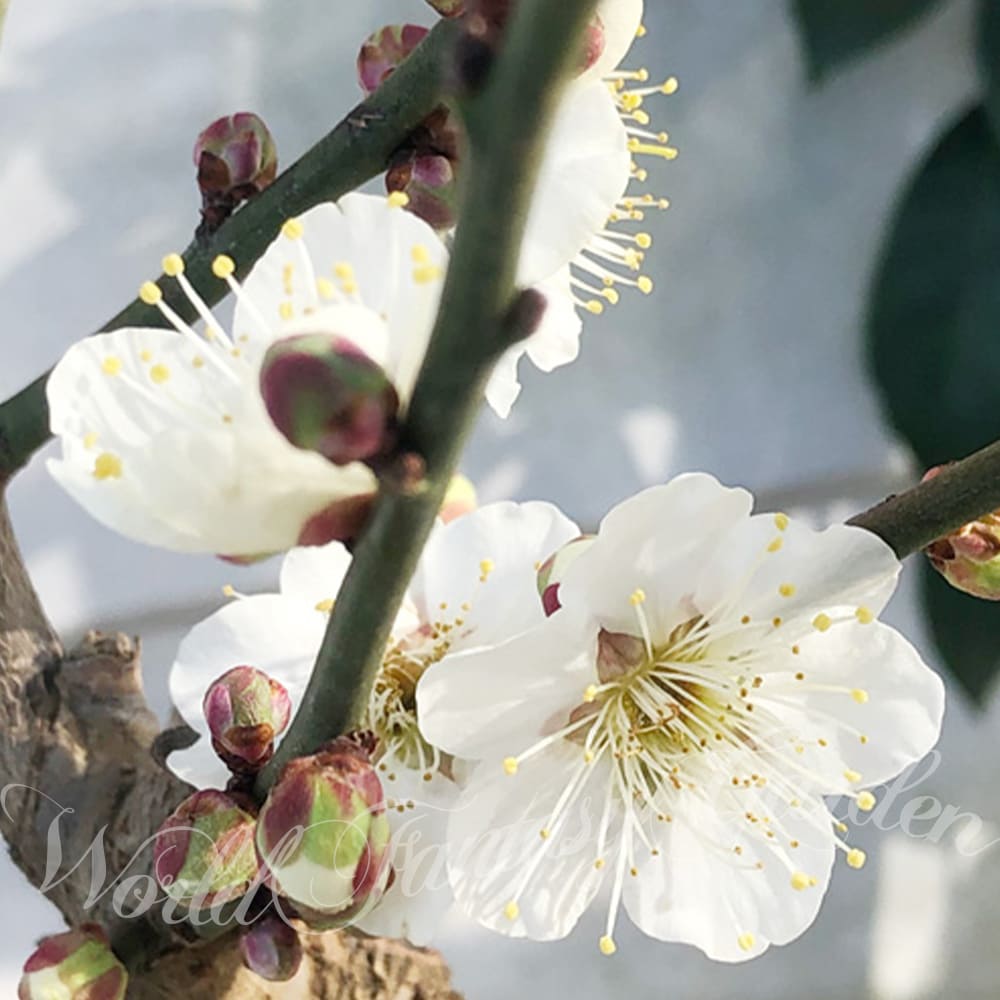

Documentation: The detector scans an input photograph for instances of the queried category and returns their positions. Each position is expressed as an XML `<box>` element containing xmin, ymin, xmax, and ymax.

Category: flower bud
<box><xmin>194</xmin><ymin>113</ymin><xmax>278</xmax><ymax>230</ymax></box>
<box><xmin>386</xmin><ymin>153</ymin><xmax>459</xmax><ymax>232</ymax></box>
<box><xmin>537</xmin><ymin>535</ymin><xmax>596</xmax><ymax>616</ymax></box>
<box><xmin>204</xmin><ymin>666</ymin><xmax>293</xmax><ymax>773</ymax></box>
<box><xmin>18</xmin><ymin>925</ymin><xmax>127</xmax><ymax>1000</ymax></box>
<box><xmin>239</xmin><ymin>915</ymin><xmax>303</xmax><ymax>983</ymax></box>
<box><xmin>154</xmin><ymin>790</ymin><xmax>260</xmax><ymax>911</ymax></box>
<box><xmin>260</xmin><ymin>334</ymin><xmax>400</xmax><ymax>466</ymax></box>
<box><xmin>357</xmin><ymin>25</ymin><xmax>430</xmax><ymax>94</ymax></box>
<box><xmin>580</xmin><ymin>16</ymin><xmax>607</xmax><ymax>73</ymax></box>
<box><xmin>922</xmin><ymin>465</ymin><xmax>1000</xmax><ymax>599</ymax></box>
<box><xmin>440</xmin><ymin>473</ymin><xmax>478</xmax><ymax>523</ymax></box>
<box><xmin>256</xmin><ymin>737</ymin><xmax>391</xmax><ymax>919</ymax></box>
<box><xmin>425</xmin><ymin>0</ymin><xmax>465</xmax><ymax>15</ymax></box>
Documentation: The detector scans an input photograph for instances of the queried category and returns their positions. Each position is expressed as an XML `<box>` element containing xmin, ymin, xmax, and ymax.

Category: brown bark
<box><xmin>0</xmin><ymin>497</ymin><xmax>459</xmax><ymax>998</ymax></box>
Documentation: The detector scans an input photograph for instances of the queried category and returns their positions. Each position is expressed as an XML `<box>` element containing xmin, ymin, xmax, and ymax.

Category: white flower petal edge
<box><xmin>166</xmin><ymin>501</ymin><xmax>578</xmax><ymax>945</ymax></box>
<box><xmin>47</xmin><ymin>193</ymin><xmax>448</xmax><ymax>557</ymax></box>
<box><xmin>497</xmin><ymin>7</ymin><xmax>677</xmax><ymax>418</ymax></box>
<box><xmin>416</xmin><ymin>475</ymin><xmax>945</xmax><ymax>960</ymax></box>
<box><xmin>584</xmin><ymin>0</ymin><xmax>645</xmax><ymax>82</ymax></box>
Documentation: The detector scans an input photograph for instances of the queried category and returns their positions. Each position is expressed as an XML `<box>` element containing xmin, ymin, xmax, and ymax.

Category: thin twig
<box><xmin>258</xmin><ymin>0</ymin><xmax>603</xmax><ymax>790</ymax></box>
<box><xmin>850</xmin><ymin>439</ymin><xmax>1000</xmax><ymax>558</ymax></box>
<box><xmin>0</xmin><ymin>19</ymin><xmax>458</xmax><ymax>480</ymax></box>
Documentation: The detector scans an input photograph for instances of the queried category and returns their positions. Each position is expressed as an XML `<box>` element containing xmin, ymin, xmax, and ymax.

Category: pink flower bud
<box><xmin>260</xmin><ymin>334</ymin><xmax>400</xmax><ymax>467</ymax></box>
<box><xmin>580</xmin><ymin>15</ymin><xmax>607</xmax><ymax>73</ymax></box>
<box><xmin>194</xmin><ymin>113</ymin><xmax>278</xmax><ymax>229</ymax></box>
<box><xmin>239</xmin><ymin>914</ymin><xmax>303</xmax><ymax>983</ymax></box>
<box><xmin>154</xmin><ymin>790</ymin><xmax>260</xmax><ymax>911</ymax></box>
<box><xmin>536</xmin><ymin>535</ymin><xmax>596</xmax><ymax>616</ymax></box>
<box><xmin>18</xmin><ymin>925</ymin><xmax>127</xmax><ymax>1000</ymax></box>
<box><xmin>204</xmin><ymin>666</ymin><xmax>293</xmax><ymax>773</ymax></box>
<box><xmin>256</xmin><ymin>737</ymin><xmax>391</xmax><ymax>921</ymax></box>
<box><xmin>357</xmin><ymin>25</ymin><xmax>430</xmax><ymax>94</ymax></box>
<box><xmin>386</xmin><ymin>153</ymin><xmax>460</xmax><ymax>232</ymax></box>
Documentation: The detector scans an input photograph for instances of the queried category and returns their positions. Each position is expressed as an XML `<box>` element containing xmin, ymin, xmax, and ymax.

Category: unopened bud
<box><xmin>194</xmin><ymin>113</ymin><xmax>278</xmax><ymax>230</ymax></box>
<box><xmin>357</xmin><ymin>25</ymin><xmax>430</xmax><ymax>94</ymax></box>
<box><xmin>386</xmin><ymin>153</ymin><xmax>459</xmax><ymax>232</ymax></box>
<box><xmin>154</xmin><ymin>790</ymin><xmax>260</xmax><ymax>911</ymax></box>
<box><xmin>440</xmin><ymin>474</ymin><xmax>478</xmax><ymax>523</ymax></box>
<box><xmin>204</xmin><ymin>666</ymin><xmax>293</xmax><ymax>773</ymax></box>
<box><xmin>256</xmin><ymin>737</ymin><xmax>391</xmax><ymax>920</ymax></box>
<box><xmin>581</xmin><ymin>16</ymin><xmax>607</xmax><ymax>73</ymax></box>
<box><xmin>537</xmin><ymin>536</ymin><xmax>596</xmax><ymax>615</ymax></box>
<box><xmin>925</xmin><ymin>466</ymin><xmax>1000</xmax><ymax>600</ymax></box>
<box><xmin>240</xmin><ymin>915</ymin><xmax>303</xmax><ymax>983</ymax></box>
<box><xmin>18</xmin><ymin>925</ymin><xmax>127</xmax><ymax>1000</ymax></box>
<box><xmin>260</xmin><ymin>334</ymin><xmax>400</xmax><ymax>466</ymax></box>
<box><xmin>425</xmin><ymin>0</ymin><xmax>466</xmax><ymax>15</ymax></box>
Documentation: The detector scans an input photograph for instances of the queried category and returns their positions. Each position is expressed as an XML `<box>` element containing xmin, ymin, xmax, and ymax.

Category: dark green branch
<box><xmin>850</xmin><ymin>438</ymin><xmax>1000</xmax><ymax>558</ymax></box>
<box><xmin>259</xmin><ymin>0</ymin><xmax>602</xmax><ymax>789</ymax></box>
<box><xmin>0</xmin><ymin>19</ymin><xmax>458</xmax><ymax>481</ymax></box>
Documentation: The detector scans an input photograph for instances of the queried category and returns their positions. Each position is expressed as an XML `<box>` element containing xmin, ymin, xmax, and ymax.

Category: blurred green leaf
<box><xmin>791</xmin><ymin>0</ymin><xmax>943</xmax><ymax>81</ymax></box>
<box><xmin>921</xmin><ymin>561</ymin><xmax>1000</xmax><ymax>704</ymax></box>
<box><xmin>869</xmin><ymin>106</ymin><xmax>1000</xmax><ymax>470</ymax></box>
<box><xmin>977</xmin><ymin>0</ymin><xmax>1000</xmax><ymax>140</ymax></box>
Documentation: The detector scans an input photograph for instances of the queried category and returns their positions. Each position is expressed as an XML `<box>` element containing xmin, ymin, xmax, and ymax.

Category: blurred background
<box><xmin>1</xmin><ymin>0</ymin><xmax>999</xmax><ymax>996</ymax></box>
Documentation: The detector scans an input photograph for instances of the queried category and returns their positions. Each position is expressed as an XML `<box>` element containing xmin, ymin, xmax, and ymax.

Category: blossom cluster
<box><xmin>27</xmin><ymin>0</ymin><xmax>946</xmax><ymax>988</ymax></box>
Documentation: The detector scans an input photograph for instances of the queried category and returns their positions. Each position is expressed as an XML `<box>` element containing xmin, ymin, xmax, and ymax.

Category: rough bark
<box><xmin>0</xmin><ymin>497</ymin><xmax>459</xmax><ymax>998</ymax></box>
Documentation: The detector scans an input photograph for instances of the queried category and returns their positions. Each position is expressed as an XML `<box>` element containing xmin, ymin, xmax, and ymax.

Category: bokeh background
<box><xmin>1</xmin><ymin>0</ymin><xmax>998</xmax><ymax>996</ymax></box>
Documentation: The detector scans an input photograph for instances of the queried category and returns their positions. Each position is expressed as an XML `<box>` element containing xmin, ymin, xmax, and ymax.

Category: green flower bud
<box><xmin>260</xmin><ymin>334</ymin><xmax>400</xmax><ymax>467</ymax></box>
<box><xmin>256</xmin><ymin>737</ymin><xmax>391</xmax><ymax>920</ymax></box>
<box><xmin>154</xmin><ymin>790</ymin><xmax>260</xmax><ymax>912</ymax></box>
<box><xmin>425</xmin><ymin>0</ymin><xmax>465</xmax><ymax>15</ymax></box>
<box><xmin>204</xmin><ymin>666</ymin><xmax>293</xmax><ymax>774</ymax></box>
<box><xmin>386</xmin><ymin>152</ymin><xmax>460</xmax><ymax>232</ymax></box>
<box><xmin>18</xmin><ymin>925</ymin><xmax>127</xmax><ymax>1000</ymax></box>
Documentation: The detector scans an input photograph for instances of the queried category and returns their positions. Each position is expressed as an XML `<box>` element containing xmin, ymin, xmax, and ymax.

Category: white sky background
<box><xmin>0</xmin><ymin>0</ymin><xmax>998</xmax><ymax>997</ymax></box>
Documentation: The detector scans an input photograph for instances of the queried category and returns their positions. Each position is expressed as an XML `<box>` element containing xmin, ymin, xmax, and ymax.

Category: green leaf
<box><xmin>791</xmin><ymin>0</ymin><xmax>943</xmax><ymax>82</ymax></box>
<box><xmin>921</xmin><ymin>561</ymin><xmax>1000</xmax><ymax>704</ymax></box>
<box><xmin>977</xmin><ymin>0</ymin><xmax>1000</xmax><ymax>140</ymax></box>
<box><xmin>868</xmin><ymin>106</ymin><xmax>1000</xmax><ymax>470</ymax></box>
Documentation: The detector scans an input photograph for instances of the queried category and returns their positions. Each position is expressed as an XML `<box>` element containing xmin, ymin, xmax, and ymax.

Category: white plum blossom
<box><xmin>168</xmin><ymin>501</ymin><xmax>579</xmax><ymax>944</ymax></box>
<box><xmin>46</xmin><ymin>193</ymin><xmax>448</xmax><ymax>558</ymax></box>
<box><xmin>416</xmin><ymin>474</ymin><xmax>945</xmax><ymax>961</ymax></box>
<box><xmin>491</xmin><ymin>0</ymin><xmax>679</xmax><ymax>415</ymax></box>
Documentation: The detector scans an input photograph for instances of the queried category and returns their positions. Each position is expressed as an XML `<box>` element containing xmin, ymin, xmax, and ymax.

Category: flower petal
<box><xmin>417</xmin><ymin>620</ymin><xmax>593</xmax><ymax>762</ymax></box>
<box><xmin>626</xmin><ymin>785</ymin><xmax>835</xmax><ymax>962</ymax></box>
<box><xmin>356</xmin><ymin>763</ymin><xmax>460</xmax><ymax>946</ymax></box>
<box><xmin>694</xmin><ymin>517</ymin><xmax>902</xmax><ymax>631</ymax></box>
<box><xmin>409</xmin><ymin>501</ymin><xmax>580</xmax><ymax>651</ymax></box>
<box><xmin>237</xmin><ymin>193</ymin><xmax>449</xmax><ymax>400</ymax></box>
<box><xmin>446</xmin><ymin>748</ymin><xmax>616</xmax><ymax>940</ymax></box>
<box><xmin>278</xmin><ymin>541</ymin><xmax>353</xmax><ymax>607</ymax></box>
<box><xmin>755</xmin><ymin>621</ymin><xmax>945</xmax><ymax>791</ymax></box>
<box><xmin>558</xmin><ymin>474</ymin><xmax>754</xmax><ymax>638</ymax></box>
<box><xmin>518</xmin><ymin>81</ymin><xmax>631</xmax><ymax>287</ymax></box>
<box><xmin>583</xmin><ymin>0</ymin><xmax>645</xmax><ymax>81</ymax></box>
<box><xmin>47</xmin><ymin>327</ymin><xmax>376</xmax><ymax>556</ymax></box>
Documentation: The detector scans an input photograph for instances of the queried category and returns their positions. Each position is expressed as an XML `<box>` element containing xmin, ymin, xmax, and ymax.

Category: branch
<box><xmin>259</xmin><ymin>0</ymin><xmax>602</xmax><ymax>788</ymax></box>
<box><xmin>850</xmin><ymin>438</ymin><xmax>1000</xmax><ymax>558</ymax></box>
<box><xmin>0</xmin><ymin>19</ymin><xmax>459</xmax><ymax>482</ymax></box>
<box><xmin>0</xmin><ymin>498</ymin><xmax>459</xmax><ymax>997</ymax></box>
